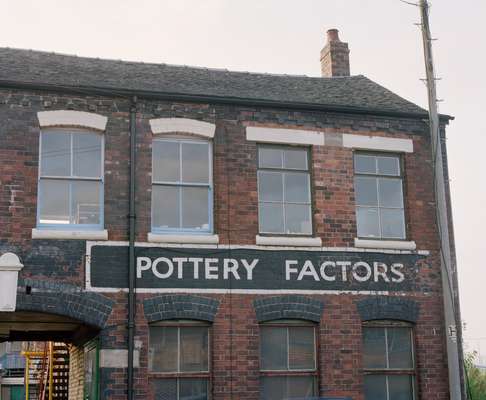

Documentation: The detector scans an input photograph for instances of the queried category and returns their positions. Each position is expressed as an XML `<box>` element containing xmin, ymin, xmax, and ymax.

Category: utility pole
<box><xmin>419</xmin><ymin>1</ymin><xmax>466</xmax><ymax>398</ymax></box>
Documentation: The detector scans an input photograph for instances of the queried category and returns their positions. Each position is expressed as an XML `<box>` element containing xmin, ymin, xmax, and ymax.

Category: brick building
<box><xmin>0</xmin><ymin>30</ymin><xmax>463</xmax><ymax>399</ymax></box>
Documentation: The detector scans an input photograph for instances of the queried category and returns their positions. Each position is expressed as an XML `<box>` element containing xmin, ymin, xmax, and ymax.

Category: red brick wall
<box><xmin>0</xmin><ymin>88</ymin><xmax>451</xmax><ymax>399</ymax></box>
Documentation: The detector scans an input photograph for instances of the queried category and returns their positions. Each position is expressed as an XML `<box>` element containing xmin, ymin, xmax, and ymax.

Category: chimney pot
<box><xmin>326</xmin><ymin>29</ymin><xmax>341</xmax><ymax>43</ymax></box>
<box><xmin>320</xmin><ymin>28</ymin><xmax>350</xmax><ymax>78</ymax></box>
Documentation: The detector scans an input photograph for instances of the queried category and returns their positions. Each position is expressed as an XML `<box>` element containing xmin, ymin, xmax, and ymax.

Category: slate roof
<box><xmin>0</xmin><ymin>47</ymin><xmax>427</xmax><ymax>117</ymax></box>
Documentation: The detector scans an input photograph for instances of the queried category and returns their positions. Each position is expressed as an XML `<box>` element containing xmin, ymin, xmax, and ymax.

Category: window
<box><xmin>362</xmin><ymin>322</ymin><xmax>416</xmax><ymax>400</ymax></box>
<box><xmin>152</xmin><ymin>139</ymin><xmax>212</xmax><ymax>233</ymax></box>
<box><xmin>258</xmin><ymin>146</ymin><xmax>312</xmax><ymax>235</ymax></box>
<box><xmin>149</xmin><ymin>321</ymin><xmax>210</xmax><ymax>400</ymax></box>
<box><xmin>38</xmin><ymin>129</ymin><xmax>103</xmax><ymax>228</ymax></box>
<box><xmin>354</xmin><ymin>153</ymin><xmax>405</xmax><ymax>239</ymax></box>
<box><xmin>259</xmin><ymin>321</ymin><xmax>317</xmax><ymax>400</ymax></box>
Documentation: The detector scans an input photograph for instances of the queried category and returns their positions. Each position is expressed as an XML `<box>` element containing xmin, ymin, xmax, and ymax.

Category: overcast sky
<box><xmin>2</xmin><ymin>0</ymin><xmax>485</xmax><ymax>360</ymax></box>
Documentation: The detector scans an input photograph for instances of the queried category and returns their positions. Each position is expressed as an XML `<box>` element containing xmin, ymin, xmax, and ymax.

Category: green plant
<box><xmin>465</xmin><ymin>351</ymin><xmax>486</xmax><ymax>399</ymax></box>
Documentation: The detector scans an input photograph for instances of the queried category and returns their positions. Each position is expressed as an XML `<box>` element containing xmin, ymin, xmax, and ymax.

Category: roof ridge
<box><xmin>0</xmin><ymin>46</ymin><xmax>364</xmax><ymax>81</ymax></box>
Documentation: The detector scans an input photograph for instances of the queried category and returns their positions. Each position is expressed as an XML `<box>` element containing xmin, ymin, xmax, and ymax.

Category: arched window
<box><xmin>151</xmin><ymin>137</ymin><xmax>212</xmax><ymax>234</ymax></box>
<box><xmin>362</xmin><ymin>320</ymin><xmax>416</xmax><ymax>400</ymax></box>
<box><xmin>259</xmin><ymin>319</ymin><xmax>317</xmax><ymax>400</ymax></box>
<box><xmin>149</xmin><ymin>118</ymin><xmax>216</xmax><ymax>237</ymax></box>
<box><xmin>35</xmin><ymin>111</ymin><xmax>106</xmax><ymax>233</ymax></box>
<box><xmin>149</xmin><ymin>320</ymin><xmax>210</xmax><ymax>400</ymax></box>
<box><xmin>38</xmin><ymin>128</ymin><xmax>104</xmax><ymax>229</ymax></box>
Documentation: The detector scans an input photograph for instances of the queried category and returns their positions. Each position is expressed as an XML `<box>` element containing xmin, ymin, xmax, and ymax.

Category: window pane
<box><xmin>181</xmin><ymin>142</ymin><xmax>209</xmax><ymax>183</ymax></box>
<box><xmin>259</xmin><ymin>171</ymin><xmax>283</xmax><ymax>202</ymax></box>
<box><xmin>289</xmin><ymin>327</ymin><xmax>315</xmax><ymax>370</ymax></box>
<box><xmin>38</xmin><ymin>179</ymin><xmax>69</xmax><ymax>224</ymax></box>
<box><xmin>180</xmin><ymin>327</ymin><xmax>208</xmax><ymax>372</ymax></box>
<box><xmin>356</xmin><ymin>207</ymin><xmax>380</xmax><ymax>237</ymax></box>
<box><xmin>378</xmin><ymin>178</ymin><xmax>403</xmax><ymax>208</ymax></box>
<box><xmin>355</xmin><ymin>154</ymin><xmax>376</xmax><ymax>174</ymax></box>
<box><xmin>259</xmin><ymin>148</ymin><xmax>283</xmax><ymax>168</ymax></box>
<box><xmin>179</xmin><ymin>378</ymin><xmax>208</xmax><ymax>400</ymax></box>
<box><xmin>153</xmin><ymin>141</ymin><xmax>180</xmax><ymax>182</ymax></box>
<box><xmin>287</xmin><ymin>376</ymin><xmax>317</xmax><ymax>399</ymax></box>
<box><xmin>380</xmin><ymin>208</ymin><xmax>406</xmax><ymax>239</ymax></box>
<box><xmin>40</xmin><ymin>132</ymin><xmax>70</xmax><ymax>176</ymax></box>
<box><xmin>260</xmin><ymin>376</ymin><xmax>316</xmax><ymax>400</ymax></box>
<box><xmin>260</xmin><ymin>376</ymin><xmax>285</xmax><ymax>400</ymax></box>
<box><xmin>363</xmin><ymin>328</ymin><xmax>387</xmax><ymax>369</ymax></box>
<box><xmin>259</xmin><ymin>203</ymin><xmax>284</xmax><ymax>233</ymax></box>
<box><xmin>73</xmin><ymin>133</ymin><xmax>102</xmax><ymax>177</ymax></box>
<box><xmin>152</xmin><ymin>378</ymin><xmax>177</xmax><ymax>400</ymax></box>
<box><xmin>149</xmin><ymin>327</ymin><xmax>178</xmax><ymax>372</ymax></box>
<box><xmin>285</xmin><ymin>204</ymin><xmax>312</xmax><ymax>234</ymax></box>
<box><xmin>355</xmin><ymin>177</ymin><xmax>378</xmax><ymax>206</ymax></box>
<box><xmin>260</xmin><ymin>327</ymin><xmax>287</xmax><ymax>370</ymax></box>
<box><xmin>388</xmin><ymin>328</ymin><xmax>413</xmax><ymax>369</ymax></box>
<box><xmin>377</xmin><ymin>156</ymin><xmax>400</xmax><ymax>176</ymax></box>
<box><xmin>284</xmin><ymin>173</ymin><xmax>310</xmax><ymax>203</ymax></box>
<box><xmin>364</xmin><ymin>375</ymin><xmax>387</xmax><ymax>400</ymax></box>
<box><xmin>152</xmin><ymin>186</ymin><xmax>180</xmax><ymax>229</ymax></box>
<box><xmin>388</xmin><ymin>375</ymin><xmax>414</xmax><ymax>400</ymax></box>
<box><xmin>71</xmin><ymin>181</ymin><xmax>101</xmax><ymax>225</ymax></box>
<box><xmin>181</xmin><ymin>187</ymin><xmax>209</xmax><ymax>230</ymax></box>
<box><xmin>284</xmin><ymin>148</ymin><xmax>308</xmax><ymax>170</ymax></box>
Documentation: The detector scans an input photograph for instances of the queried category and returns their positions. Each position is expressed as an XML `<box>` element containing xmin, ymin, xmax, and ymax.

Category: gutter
<box><xmin>0</xmin><ymin>79</ymin><xmax>454</xmax><ymax>122</ymax></box>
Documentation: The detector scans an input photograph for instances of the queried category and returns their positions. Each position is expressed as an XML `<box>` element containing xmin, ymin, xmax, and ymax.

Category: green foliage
<box><xmin>465</xmin><ymin>352</ymin><xmax>486</xmax><ymax>399</ymax></box>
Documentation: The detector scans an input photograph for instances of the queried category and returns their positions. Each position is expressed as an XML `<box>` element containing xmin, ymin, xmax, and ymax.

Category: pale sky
<box><xmin>2</xmin><ymin>0</ymin><xmax>485</xmax><ymax>360</ymax></box>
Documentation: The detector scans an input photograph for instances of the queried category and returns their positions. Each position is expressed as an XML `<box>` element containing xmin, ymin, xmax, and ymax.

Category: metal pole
<box><xmin>127</xmin><ymin>96</ymin><xmax>137</xmax><ymax>400</ymax></box>
<box><xmin>419</xmin><ymin>1</ymin><xmax>465</xmax><ymax>398</ymax></box>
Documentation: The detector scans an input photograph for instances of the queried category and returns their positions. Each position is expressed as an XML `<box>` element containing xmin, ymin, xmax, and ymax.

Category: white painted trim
<box><xmin>246</xmin><ymin>126</ymin><xmax>323</xmax><ymax>146</ymax></box>
<box><xmin>354</xmin><ymin>238</ymin><xmax>417</xmax><ymax>251</ymax></box>
<box><xmin>148</xmin><ymin>233</ymin><xmax>220</xmax><ymax>244</ymax></box>
<box><xmin>150</xmin><ymin>118</ymin><xmax>215</xmax><ymax>138</ymax></box>
<box><xmin>255</xmin><ymin>235</ymin><xmax>322</xmax><ymax>247</ymax></box>
<box><xmin>32</xmin><ymin>229</ymin><xmax>108</xmax><ymax>240</ymax></box>
<box><xmin>342</xmin><ymin>134</ymin><xmax>413</xmax><ymax>153</ymax></box>
<box><xmin>37</xmin><ymin>111</ymin><xmax>108</xmax><ymax>131</ymax></box>
<box><xmin>89</xmin><ymin>287</ymin><xmax>393</xmax><ymax>295</ymax></box>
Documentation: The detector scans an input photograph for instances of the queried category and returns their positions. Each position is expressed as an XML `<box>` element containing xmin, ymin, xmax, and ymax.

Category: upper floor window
<box><xmin>37</xmin><ymin>129</ymin><xmax>103</xmax><ymax>229</ymax></box>
<box><xmin>149</xmin><ymin>321</ymin><xmax>210</xmax><ymax>400</ymax></box>
<box><xmin>258</xmin><ymin>146</ymin><xmax>312</xmax><ymax>235</ymax></box>
<box><xmin>354</xmin><ymin>153</ymin><xmax>405</xmax><ymax>239</ymax></box>
<box><xmin>259</xmin><ymin>320</ymin><xmax>317</xmax><ymax>400</ymax></box>
<box><xmin>362</xmin><ymin>321</ymin><xmax>416</xmax><ymax>400</ymax></box>
<box><xmin>152</xmin><ymin>138</ymin><xmax>212</xmax><ymax>234</ymax></box>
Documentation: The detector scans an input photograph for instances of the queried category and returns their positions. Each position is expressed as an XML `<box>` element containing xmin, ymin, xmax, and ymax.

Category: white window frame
<box><xmin>151</xmin><ymin>137</ymin><xmax>213</xmax><ymax>235</ymax></box>
<box><xmin>257</xmin><ymin>145</ymin><xmax>312</xmax><ymax>236</ymax></box>
<box><xmin>354</xmin><ymin>152</ymin><xmax>406</xmax><ymax>240</ymax></box>
<box><xmin>36</xmin><ymin>128</ymin><xmax>105</xmax><ymax>230</ymax></box>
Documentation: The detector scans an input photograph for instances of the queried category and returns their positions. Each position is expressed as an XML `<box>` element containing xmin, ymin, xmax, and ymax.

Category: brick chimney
<box><xmin>320</xmin><ymin>29</ymin><xmax>350</xmax><ymax>77</ymax></box>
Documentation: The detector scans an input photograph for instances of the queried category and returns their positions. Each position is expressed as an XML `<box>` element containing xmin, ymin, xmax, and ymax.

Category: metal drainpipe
<box><xmin>127</xmin><ymin>96</ymin><xmax>137</xmax><ymax>400</ymax></box>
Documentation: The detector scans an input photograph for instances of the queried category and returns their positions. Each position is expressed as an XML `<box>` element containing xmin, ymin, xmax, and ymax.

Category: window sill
<box><xmin>354</xmin><ymin>238</ymin><xmax>416</xmax><ymax>251</ymax></box>
<box><xmin>148</xmin><ymin>233</ymin><xmax>220</xmax><ymax>245</ymax></box>
<box><xmin>32</xmin><ymin>228</ymin><xmax>108</xmax><ymax>240</ymax></box>
<box><xmin>256</xmin><ymin>235</ymin><xmax>322</xmax><ymax>247</ymax></box>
